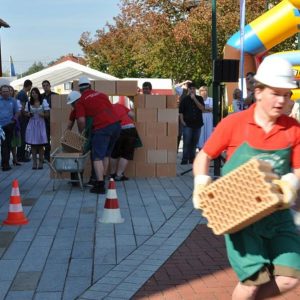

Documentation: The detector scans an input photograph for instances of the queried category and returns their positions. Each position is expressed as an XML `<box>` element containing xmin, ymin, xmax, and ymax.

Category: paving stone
<box><xmin>5</xmin><ymin>291</ymin><xmax>34</xmax><ymax>300</ymax></box>
<box><xmin>0</xmin><ymin>231</ymin><xmax>15</xmax><ymax>248</ymax></box>
<box><xmin>20</xmin><ymin>246</ymin><xmax>51</xmax><ymax>272</ymax></box>
<box><xmin>68</xmin><ymin>258</ymin><xmax>93</xmax><ymax>277</ymax></box>
<box><xmin>108</xmin><ymin>288</ymin><xmax>136</xmax><ymax>299</ymax></box>
<box><xmin>37</xmin><ymin>263</ymin><xmax>68</xmax><ymax>291</ymax></box>
<box><xmin>47</xmin><ymin>248</ymin><xmax>72</xmax><ymax>264</ymax></box>
<box><xmin>78</xmin><ymin>290</ymin><xmax>107</xmax><ymax>299</ymax></box>
<box><xmin>93</xmin><ymin>264</ymin><xmax>115</xmax><ymax>283</ymax></box>
<box><xmin>80</xmin><ymin>207</ymin><xmax>96</xmax><ymax>214</ymax></box>
<box><xmin>34</xmin><ymin>292</ymin><xmax>62</xmax><ymax>300</ymax></box>
<box><xmin>63</xmin><ymin>276</ymin><xmax>91</xmax><ymax>300</ymax></box>
<box><xmin>72</xmin><ymin>241</ymin><xmax>93</xmax><ymax>258</ymax></box>
<box><xmin>10</xmin><ymin>271</ymin><xmax>41</xmax><ymax>291</ymax></box>
<box><xmin>22</xmin><ymin>197</ymin><xmax>37</xmax><ymax>206</ymax></box>
<box><xmin>0</xmin><ymin>280</ymin><xmax>12</xmax><ymax>299</ymax></box>
<box><xmin>51</xmin><ymin>236</ymin><xmax>74</xmax><ymax>250</ymax></box>
<box><xmin>0</xmin><ymin>260</ymin><xmax>21</xmax><ymax>280</ymax></box>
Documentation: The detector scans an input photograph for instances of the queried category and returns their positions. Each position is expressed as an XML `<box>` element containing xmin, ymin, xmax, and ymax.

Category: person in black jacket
<box><xmin>41</xmin><ymin>80</ymin><xmax>57</xmax><ymax>161</ymax></box>
<box><xmin>179</xmin><ymin>82</ymin><xmax>205</xmax><ymax>165</ymax></box>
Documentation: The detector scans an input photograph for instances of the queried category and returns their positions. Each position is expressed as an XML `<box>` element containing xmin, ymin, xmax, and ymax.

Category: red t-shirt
<box><xmin>203</xmin><ymin>104</ymin><xmax>300</xmax><ymax>169</ymax></box>
<box><xmin>113</xmin><ymin>103</ymin><xmax>133</xmax><ymax>127</ymax></box>
<box><xmin>75</xmin><ymin>89</ymin><xmax>119</xmax><ymax>130</ymax></box>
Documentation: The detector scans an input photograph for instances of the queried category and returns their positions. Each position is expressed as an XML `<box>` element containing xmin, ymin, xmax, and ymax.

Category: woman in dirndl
<box><xmin>25</xmin><ymin>87</ymin><xmax>50</xmax><ymax>169</ymax></box>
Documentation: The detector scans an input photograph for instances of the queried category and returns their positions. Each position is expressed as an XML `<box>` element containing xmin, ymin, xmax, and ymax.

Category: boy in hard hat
<box><xmin>193</xmin><ymin>56</ymin><xmax>300</xmax><ymax>299</ymax></box>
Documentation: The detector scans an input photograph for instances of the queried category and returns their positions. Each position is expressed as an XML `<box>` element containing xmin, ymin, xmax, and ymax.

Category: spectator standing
<box><xmin>179</xmin><ymin>82</ymin><xmax>204</xmax><ymax>164</ymax></box>
<box><xmin>231</xmin><ymin>88</ymin><xmax>245</xmax><ymax>113</ymax></box>
<box><xmin>110</xmin><ymin>103</ymin><xmax>139</xmax><ymax>181</ymax></box>
<box><xmin>290</xmin><ymin>97</ymin><xmax>300</xmax><ymax>122</ymax></box>
<box><xmin>197</xmin><ymin>86</ymin><xmax>213</xmax><ymax>149</ymax></box>
<box><xmin>284</xmin><ymin>91</ymin><xmax>295</xmax><ymax>116</ymax></box>
<box><xmin>0</xmin><ymin>85</ymin><xmax>20</xmax><ymax>171</ymax></box>
<box><xmin>244</xmin><ymin>71</ymin><xmax>256</xmax><ymax>108</ymax></box>
<box><xmin>142</xmin><ymin>81</ymin><xmax>152</xmax><ymax>94</ymax></box>
<box><xmin>16</xmin><ymin>79</ymin><xmax>32</xmax><ymax>162</ymax></box>
<box><xmin>41</xmin><ymin>80</ymin><xmax>58</xmax><ymax>161</ymax></box>
<box><xmin>9</xmin><ymin>86</ymin><xmax>22</xmax><ymax>166</ymax></box>
<box><xmin>75</xmin><ymin>76</ymin><xmax>121</xmax><ymax>194</ymax></box>
<box><xmin>175</xmin><ymin>80</ymin><xmax>191</xmax><ymax>152</ymax></box>
<box><xmin>24</xmin><ymin>87</ymin><xmax>50</xmax><ymax>169</ymax></box>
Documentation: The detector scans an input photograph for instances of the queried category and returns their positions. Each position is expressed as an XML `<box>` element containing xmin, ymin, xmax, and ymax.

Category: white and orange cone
<box><xmin>3</xmin><ymin>179</ymin><xmax>29</xmax><ymax>225</ymax></box>
<box><xmin>99</xmin><ymin>178</ymin><xmax>124</xmax><ymax>223</ymax></box>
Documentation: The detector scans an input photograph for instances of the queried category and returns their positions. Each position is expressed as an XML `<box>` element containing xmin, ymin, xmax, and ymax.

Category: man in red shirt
<box><xmin>110</xmin><ymin>102</ymin><xmax>139</xmax><ymax>181</ymax></box>
<box><xmin>193</xmin><ymin>57</ymin><xmax>300</xmax><ymax>299</ymax></box>
<box><xmin>75</xmin><ymin>77</ymin><xmax>121</xmax><ymax>194</ymax></box>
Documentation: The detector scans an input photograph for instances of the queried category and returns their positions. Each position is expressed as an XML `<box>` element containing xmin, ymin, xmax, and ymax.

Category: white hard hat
<box><xmin>67</xmin><ymin>91</ymin><xmax>81</xmax><ymax>104</ymax></box>
<box><xmin>78</xmin><ymin>76</ymin><xmax>90</xmax><ymax>87</ymax></box>
<box><xmin>254</xmin><ymin>56</ymin><xmax>297</xmax><ymax>89</ymax></box>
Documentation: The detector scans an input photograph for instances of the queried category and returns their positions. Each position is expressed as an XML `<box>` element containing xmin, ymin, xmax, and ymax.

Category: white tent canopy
<box><xmin>10</xmin><ymin>60</ymin><xmax>118</xmax><ymax>91</ymax></box>
<box><xmin>124</xmin><ymin>78</ymin><xmax>173</xmax><ymax>90</ymax></box>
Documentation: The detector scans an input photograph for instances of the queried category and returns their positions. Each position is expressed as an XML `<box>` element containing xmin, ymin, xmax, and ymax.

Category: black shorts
<box><xmin>111</xmin><ymin>127</ymin><xmax>138</xmax><ymax>160</ymax></box>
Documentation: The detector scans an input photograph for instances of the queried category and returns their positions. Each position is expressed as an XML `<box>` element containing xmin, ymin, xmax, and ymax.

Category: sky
<box><xmin>0</xmin><ymin>0</ymin><xmax>121</xmax><ymax>75</ymax></box>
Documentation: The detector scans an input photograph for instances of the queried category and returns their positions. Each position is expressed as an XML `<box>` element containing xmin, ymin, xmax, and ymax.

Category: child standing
<box><xmin>25</xmin><ymin>87</ymin><xmax>50</xmax><ymax>169</ymax></box>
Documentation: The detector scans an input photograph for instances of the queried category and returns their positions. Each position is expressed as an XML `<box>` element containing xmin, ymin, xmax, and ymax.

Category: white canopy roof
<box><xmin>123</xmin><ymin>78</ymin><xmax>173</xmax><ymax>90</ymax></box>
<box><xmin>10</xmin><ymin>60</ymin><xmax>118</xmax><ymax>91</ymax></box>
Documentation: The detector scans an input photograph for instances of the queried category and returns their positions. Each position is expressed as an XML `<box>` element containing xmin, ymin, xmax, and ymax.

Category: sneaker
<box><xmin>114</xmin><ymin>174</ymin><xmax>129</xmax><ymax>181</ymax></box>
<box><xmin>90</xmin><ymin>181</ymin><xmax>106</xmax><ymax>194</ymax></box>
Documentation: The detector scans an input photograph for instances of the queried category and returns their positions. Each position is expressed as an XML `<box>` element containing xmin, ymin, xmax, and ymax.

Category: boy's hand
<box><xmin>273</xmin><ymin>173</ymin><xmax>300</xmax><ymax>206</ymax></box>
<box><xmin>193</xmin><ymin>175</ymin><xmax>212</xmax><ymax>209</ymax></box>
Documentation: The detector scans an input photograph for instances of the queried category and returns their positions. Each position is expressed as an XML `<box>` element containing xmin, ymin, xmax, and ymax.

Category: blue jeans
<box><xmin>92</xmin><ymin>122</ymin><xmax>121</xmax><ymax>160</ymax></box>
<box><xmin>182</xmin><ymin>126</ymin><xmax>201</xmax><ymax>163</ymax></box>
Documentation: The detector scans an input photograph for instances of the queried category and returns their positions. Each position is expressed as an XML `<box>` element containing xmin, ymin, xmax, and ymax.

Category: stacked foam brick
<box><xmin>131</xmin><ymin>94</ymin><xmax>178</xmax><ymax>177</ymax></box>
<box><xmin>50</xmin><ymin>80</ymin><xmax>178</xmax><ymax>178</ymax></box>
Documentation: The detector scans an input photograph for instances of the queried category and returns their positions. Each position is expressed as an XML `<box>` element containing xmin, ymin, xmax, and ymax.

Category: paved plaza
<box><xmin>0</xmin><ymin>154</ymin><xmax>299</xmax><ymax>299</ymax></box>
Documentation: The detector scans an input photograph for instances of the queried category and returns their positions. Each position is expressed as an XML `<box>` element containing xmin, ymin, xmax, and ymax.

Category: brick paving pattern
<box><xmin>133</xmin><ymin>225</ymin><xmax>300</xmax><ymax>300</ymax></box>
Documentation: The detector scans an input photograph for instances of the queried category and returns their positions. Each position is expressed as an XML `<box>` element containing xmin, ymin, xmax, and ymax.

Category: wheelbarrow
<box><xmin>49</xmin><ymin>147</ymin><xmax>90</xmax><ymax>190</ymax></box>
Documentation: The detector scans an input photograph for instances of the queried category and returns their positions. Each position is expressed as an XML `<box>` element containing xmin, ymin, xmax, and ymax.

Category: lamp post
<box><xmin>0</xmin><ymin>18</ymin><xmax>10</xmax><ymax>77</ymax></box>
<box><xmin>212</xmin><ymin>0</ymin><xmax>218</xmax><ymax>128</ymax></box>
<box><xmin>211</xmin><ymin>0</ymin><xmax>221</xmax><ymax>176</ymax></box>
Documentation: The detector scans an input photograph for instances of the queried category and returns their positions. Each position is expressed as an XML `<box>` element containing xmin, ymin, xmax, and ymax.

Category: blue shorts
<box><xmin>91</xmin><ymin>122</ymin><xmax>121</xmax><ymax>160</ymax></box>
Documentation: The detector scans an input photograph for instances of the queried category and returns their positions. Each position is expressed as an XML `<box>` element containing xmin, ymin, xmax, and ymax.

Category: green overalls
<box><xmin>222</xmin><ymin>142</ymin><xmax>300</xmax><ymax>283</ymax></box>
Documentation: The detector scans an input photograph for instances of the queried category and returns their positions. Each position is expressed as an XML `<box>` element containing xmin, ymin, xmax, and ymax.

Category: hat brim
<box><xmin>254</xmin><ymin>74</ymin><xmax>297</xmax><ymax>89</ymax></box>
<box><xmin>67</xmin><ymin>99</ymin><xmax>79</xmax><ymax>105</ymax></box>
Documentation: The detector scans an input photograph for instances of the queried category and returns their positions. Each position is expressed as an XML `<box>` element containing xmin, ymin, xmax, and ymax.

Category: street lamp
<box><xmin>211</xmin><ymin>0</ymin><xmax>221</xmax><ymax>176</ymax></box>
<box><xmin>0</xmin><ymin>18</ymin><xmax>10</xmax><ymax>77</ymax></box>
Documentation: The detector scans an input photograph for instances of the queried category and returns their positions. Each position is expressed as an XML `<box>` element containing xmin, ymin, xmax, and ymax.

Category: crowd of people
<box><xmin>0</xmin><ymin>79</ymin><xmax>56</xmax><ymax>171</ymax></box>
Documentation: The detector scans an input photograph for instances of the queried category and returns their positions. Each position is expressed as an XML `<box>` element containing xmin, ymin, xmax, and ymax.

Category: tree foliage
<box><xmin>20</xmin><ymin>61</ymin><xmax>45</xmax><ymax>78</ymax></box>
<box><xmin>80</xmin><ymin>0</ymin><xmax>297</xmax><ymax>85</ymax></box>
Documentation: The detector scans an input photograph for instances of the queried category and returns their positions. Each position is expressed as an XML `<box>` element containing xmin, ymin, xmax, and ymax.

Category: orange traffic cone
<box><xmin>99</xmin><ymin>178</ymin><xmax>124</xmax><ymax>223</ymax></box>
<box><xmin>3</xmin><ymin>179</ymin><xmax>29</xmax><ymax>225</ymax></box>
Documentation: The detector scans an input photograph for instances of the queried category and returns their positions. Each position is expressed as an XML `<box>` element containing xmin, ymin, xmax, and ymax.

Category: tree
<box><xmin>80</xmin><ymin>0</ymin><xmax>297</xmax><ymax>85</ymax></box>
<box><xmin>20</xmin><ymin>61</ymin><xmax>45</xmax><ymax>77</ymax></box>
